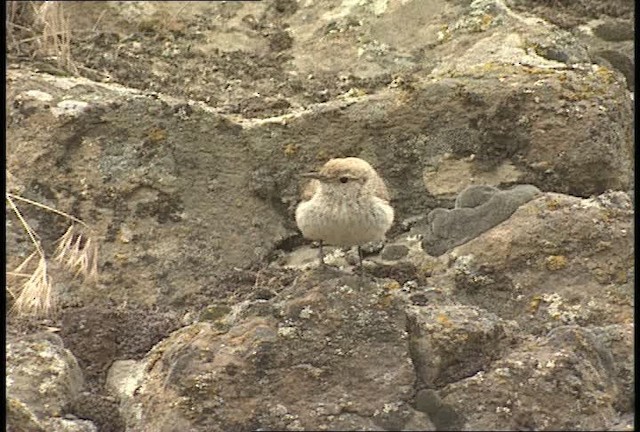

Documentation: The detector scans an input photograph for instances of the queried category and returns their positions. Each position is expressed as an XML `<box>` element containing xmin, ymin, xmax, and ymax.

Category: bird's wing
<box><xmin>372</xmin><ymin>175</ymin><xmax>390</xmax><ymax>202</ymax></box>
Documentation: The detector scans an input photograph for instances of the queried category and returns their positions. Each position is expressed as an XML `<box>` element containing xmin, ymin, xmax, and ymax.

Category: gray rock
<box><xmin>41</xmin><ymin>417</ymin><xmax>98</xmax><ymax>432</ymax></box>
<box><xmin>421</xmin><ymin>184</ymin><xmax>541</xmax><ymax>256</ymax></box>
<box><xmin>454</xmin><ymin>185</ymin><xmax>499</xmax><ymax>209</ymax></box>
<box><xmin>592</xmin><ymin>20</ymin><xmax>635</xmax><ymax>42</ymax></box>
<box><xmin>593</xmin><ymin>49</ymin><xmax>634</xmax><ymax>90</ymax></box>
<box><xmin>448</xmin><ymin>191</ymin><xmax>633</xmax><ymax>333</ymax></box>
<box><xmin>439</xmin><ymin>326</ymin><xmax>622</xmax><ymax>430</ymax></box>
<box><xmin>380</xmin><ymin>244</ymin><xmax>410</xmax><ymax>261</ymax></box>
<box><xmin>4</xmin><ymin>1</ymin><xmax>634</xmax><ymax>432</ymax></box>
<box><xmin>124</xmin><ymin>274</ymin><xmax>418</xmax><ymax>431</ymax></box>
<box><xmin>415</xmin><ymin>389</ymin><xmax>465</xmax><ymax>431</ymax></box>
<box><xmin>6</xmin><ymin>397</ymin><xmax>46</xmax><ymax>432</ymax></box>
<box><xmin>407</xmin><ymin>304</ymin><xmax>516</xmax><ymax>388</ymax></box>
<box><xmin>588</xmin><ymin>324</ymin><xmax>635</xmax><ymax>412</ymax></box>
<box><xmin>6</xmin><ymin>333</ymin><xmax>85</xmax><ymax>427</ymax></box>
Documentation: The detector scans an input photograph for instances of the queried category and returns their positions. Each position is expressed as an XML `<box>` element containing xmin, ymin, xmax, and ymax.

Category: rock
<box><xmin>380</xmin><ymin>244</ymin><xmax>410</xmax><ymax>261</ymax></box>
<box><xmin>4</xmin><ymin>1</ymin><xmax>634</xmax><ymax>431</ymax></box>
<box><xmin>420</xmin><ymin>184</ymin><xmax>541</xmax><ymax>256</ymax></box>
<box><xmin>71</xmin><ymin>391</ymin><xmax>124</xmax><ymax>432</ymax></box>
<box><xmin>5</xmin><ymin>403</ymin><xmax>97</xmax><ymax>432</ymax></box>
<box><xmin>592</xmin><ymin>49</ymin><xmax>634</xmax><ymax>90</ymax></box>
<box><xmin>447</xmin><ymin>191</ymin><xmax>633</xmax><ymax>333</ymax></box>
<box><xmin>60</xmin><ymin>306</ymin><xmax>180</xmax><ymax>384</ymax></box>
<box><xmin>588</xmin><ymin>324</ymin><xmax>635</xmax><ymax>412</ymax></box>
<box><xmin>592</xmin><ymin>19</ymin><xmax>635</xmax><ymax>42</ymax></box>
<box><xmin>407</xmin><ymin>304</ymin><xmax>517</xmax><ymax>388</ymax></box>
<box><xmin>41</xmin><ymin>417</ymin><xmax>98</xmax><ymax>432</ymax></box>
<box><xmin>415</xmin><ymin>389</ymin><xmax>464</xmax><ymax>431</ymax></box>
<box><xmin>439</xmin><ymin>326</ymin><xmax>623</xmax><ymax>430</ymax></box>
<box><xmin>423</xmin><ymin>158</ymin><xmax>523</xmax><ymax>200</ymax></box>
<box><xmin>6</xmin><ymin>333</ymin><xmax>86</xmax><ymax>426</ymax></box>
<box><xmin>105</xmin><ymin>360</ymin><xmax>146</xmax><ymax>427</ymax></box>
<box><xmin>124</xmin><ymin>273</ymin><xmax>419</xmax><ymax>431</ymax></box>
<box><xmin>6</xmin><ymin>0</ymin><xmax>634</xmax><ymax>311</ymax></box>
<box><xmin>575</xmin><ymin>17</ymin><xmax>634</xmax><ymax>90</ymax></box>
<box><xmin>6</xmin><ymin>397</ymin><xmax>46</xmax><ymax>432</ymax></box>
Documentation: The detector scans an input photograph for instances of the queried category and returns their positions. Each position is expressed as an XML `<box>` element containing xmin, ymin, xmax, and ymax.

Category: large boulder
<box><xmin>5</xmin><ymin>1</ymin><xmax>634</xmax><ymax>431</ymax></box>
<box><xmin>6</xmin><ymin>333</ymin><xmax>97</xmax><ymax>432</ymax></box>
<box><xmin>118</xmin><ymin>273</ymin><xmax>433</xmax><ymax>431</ymax></box>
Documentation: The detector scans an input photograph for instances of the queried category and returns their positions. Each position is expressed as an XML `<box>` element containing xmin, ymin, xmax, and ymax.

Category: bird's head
<box><xmin>302</xmin><ymin>157</ymin><xmax>375</xmax><ymax>188</ymax></box>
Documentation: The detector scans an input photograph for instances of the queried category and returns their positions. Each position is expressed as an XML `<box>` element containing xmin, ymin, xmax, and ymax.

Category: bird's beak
<box><xmin>300</xmin><ymin>171</ymin><xmax>324</xmax><ymax>180</ymax></box>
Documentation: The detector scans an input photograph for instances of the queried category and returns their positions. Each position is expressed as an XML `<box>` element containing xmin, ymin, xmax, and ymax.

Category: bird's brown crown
<box><xmin>301</xmin><ymin>157</ymin><xmax>390</xmax><ymax>202</ymax></box>
<box><xmin>318</xmin><ymin>157</ymin><xmax>376</xmax><ymax>180</ymax></box>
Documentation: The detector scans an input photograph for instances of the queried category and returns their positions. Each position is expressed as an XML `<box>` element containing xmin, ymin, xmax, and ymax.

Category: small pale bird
<box><xmin>295</xmin><ymin>157</ymin><xmax>394</xmax><ymax>274</ymax></box>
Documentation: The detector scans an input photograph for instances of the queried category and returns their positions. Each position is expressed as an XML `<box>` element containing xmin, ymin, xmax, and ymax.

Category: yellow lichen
<box><xmin>545</xmin><ymin>198</ymin><xmax>561</xmax><ymax>211</ymax></box>
<box><xmin>480</xmin><ymin>14</ymin><xmax>494</xmax><ymax>30</ymax></box>
<box><xmin>614</xmin><ymin>269</ymin><xmax>628</xmax><ymax>284</ymax></box>
<box><xmin>593</xmin><ymin>66</ymin><xmax>616</xmax><ymax>85</ymax></box>
<box><xmin>383</xmin><ymin>280</ymin><xmax>401</xmax><ymax>291</ymax></box>
<box><xmin>283</xmin><ymin>143</ymin><xmax>299</xmax><ymax>157</ymax></box>
<box><xmin>436</xmin><ymin>313</ymin><xmax>451</xmax><ymax>326</ymax></box>
<box><xmin>146</xmin><ymin>127</ymin><xmax>167</xmax><ymax>144</ymax></box>
<box><xmin>529</xmin><ymin>296</ymin><xmax>542</xmax><ymax>314</ymax></box>
<box><xmin>546</xmin><ymin>255</ymin><xmax>568</xmax><ymax>271</ymax></box>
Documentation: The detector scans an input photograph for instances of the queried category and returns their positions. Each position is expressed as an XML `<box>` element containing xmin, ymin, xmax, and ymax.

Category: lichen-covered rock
<box><xmin>123</xmin><ymin>273</ymin><xmax>430</xmax><ymax>431</ymax></box>
<box><xmin>407</xmin><ymin>304</ymin><xmax>517</xmax><ymax>388</ymax></box>
<box><xmin>420</xmin><ymin>184</ymin><xmax>541</xmax><ymax>256</ymax></box>
<box><xmin>438</xmin><ymin>326</ymin><xmax>624</xmax><ymax>430</ymax></box>
<box><xmin>6</xmin><ymin>397</ymin><xmax>46</xmax><ymax>432</ymax></box>
<box><xmin>588</xmin><ymin>324</ymin><xmax>635</xmax><ymax>412</ymax></box>
<box><xmin>41</xmin><ymin>417</ymin><xmax>98</xmax><ymax>432</ymax></box>
<box><xmin>6</xmin><ymin>333</ymin><xmax>93</xmax><ymax>431</ymax></box>
<box><xmin>105</xmin><ymin>360</ymin><xmax>146</xmax><ymax>429</ymax></box>
<box><xmin>4</xmin><ymin>1</ymin><xmax>634</xmax><ymax>432</ymax></box>
<box><xmin>446</xmin><ymin>191</ymin><xmax>633</xmax><ymax>332</ymax></box>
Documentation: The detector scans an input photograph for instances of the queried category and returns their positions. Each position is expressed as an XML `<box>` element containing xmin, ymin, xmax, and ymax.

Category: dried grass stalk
<box><xmin>6</xmin><ymin>1</ymin><xmax>76</xmax><ymax>72</ymax></box>
<box><xmin>6</xmin><ymin>194</ymin><xmax>55</xmax><ymax>317</ymax></box>
<box><xmin>10</xmin><ymin>252</ymin><xmax>54</xmax><ymax>317</ymax></box>
<box><xmin>6</xmin><ymin>190</ymin><xmax>99</xmax><ymax>317</ymax></box>
<box><xmin>6</xmin><ymin>1</ymin><xmax>38</xmax><ymax>43</ymax></box>
<box><xmin>54</xmin><ymin>225</ymin><xmax>99</xmax><ymax>280</ymax></box>
<box><xmin>36</xmin><ymin>1</ymin><xmax>76</xmax><ymax>72</ymax></box>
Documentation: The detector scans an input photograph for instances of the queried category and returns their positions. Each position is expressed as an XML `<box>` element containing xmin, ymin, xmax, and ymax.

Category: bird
<box><xmin>295</xmin><ymin>157</ymin><xmax>394</xmax><ymax>275</ymax></box>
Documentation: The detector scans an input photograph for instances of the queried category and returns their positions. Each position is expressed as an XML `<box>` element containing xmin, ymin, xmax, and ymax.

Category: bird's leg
<box><xmin>357</xmin><ymin>245</ymin><xmax>365</xmax><ymax>278</ymax></box>
<box><xmin>318</xmin><ymin>240</ymin><xmax>325</xmax><ymax>266</ymax></box>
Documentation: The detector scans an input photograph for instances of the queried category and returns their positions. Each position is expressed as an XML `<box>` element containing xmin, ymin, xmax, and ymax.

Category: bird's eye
<box><xmin>339</xmin><ymin>176</ymin><xmax>349</xmax><ymax>183</ymax></box>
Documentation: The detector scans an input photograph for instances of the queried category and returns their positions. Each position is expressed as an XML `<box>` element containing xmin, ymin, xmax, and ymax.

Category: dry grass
<box><xmin>6</xmin><ymin>190</ymin><xmax>98</xmax><ymax>317</ymax></box>
<box><xmin>54</xmin><ymin>225</ymin><xmax>99</xmax><ymax>280</ymax></box>
<box><xmin>6</xmin><ymin>0</ymin><xmax>76</xmax><ymax>73</ymax></box>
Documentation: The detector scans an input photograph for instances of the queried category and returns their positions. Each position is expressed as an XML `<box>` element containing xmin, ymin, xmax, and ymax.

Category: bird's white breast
<box><xmin>296</xmin><ymin>194</ymin><xmax>394</xmax><ymax>247</ymax></box>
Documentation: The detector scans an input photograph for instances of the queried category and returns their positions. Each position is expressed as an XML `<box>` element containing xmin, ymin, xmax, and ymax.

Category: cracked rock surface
<box><xmin>6</xmin><ymin>0</ymin><xmax>633</xmax><ymax>431</ymax></box>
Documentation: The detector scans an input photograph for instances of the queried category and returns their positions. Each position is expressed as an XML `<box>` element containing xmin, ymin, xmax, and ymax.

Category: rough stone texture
<box><xmin>122</xmin><ymin>273</ymin><xmax>432</xmax><ymax>431</ymax></box>
<box><xmin>107</xmin><ymin>191</ymin><xmax>632</xmax><ymax>432</ymax></box>
<box><xmin>438</xmin><ymin>326</ymin><xmax>623</xmax><ymax>431</ymax></box>
<box><xmin>589</xmin><ymin>323</ymin><xmax>635</xmax><ymax>413</ymax></box>
<box><xmin>447</xmin><ymin>191</ymin><xmax>634</xmax><ymax>334</ymax></box>
<box><xmin>105</xmin><ymin>360</ymin><xmax>146</xmax><ymax>429</ymax></box>
<box><xmin>5</xmin><ymin>0</ymin><xmax>634</xmax><ymax>312</ymax></box>
<box><xmin>42</xmin><ymin>418</ymin><xmax>99</xmax><ymax>432</ymax></box>
<box><xmin>60</xmin><ymin>305</ymin><xmax>180</xmax><ymax>386</ymax></box>
<box><xmin>407</xmin><ymin>304</ymin><xmax>518</xmax><ymax>389</ymax></box>
<box><xmin>6</xmin><ymin>334</ymin><xmax>84</xmax><ymax>417</ymax></box>
<box><xmin>6</xmin><ymin>397</ymin><xmax>47</xmax><ymax>432</ymax></box>
<box><xmin>5</xmin><ymin>0</ymin><xmax>634</xmax><ymax>431</ymax></box>
<box><xmin>511</xmin><ymin>1</ymin><xmax>635</xmax><ymax>90</ymax></box>
<box><xmin>420</xmin><ymin>184</ymin><xmax>541</xmax><ymax>256</ymax></box>
<box><xmin>5</xmin><ymin>333</ymin><xmax>96</xmax><ymax>432</ymax></box>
